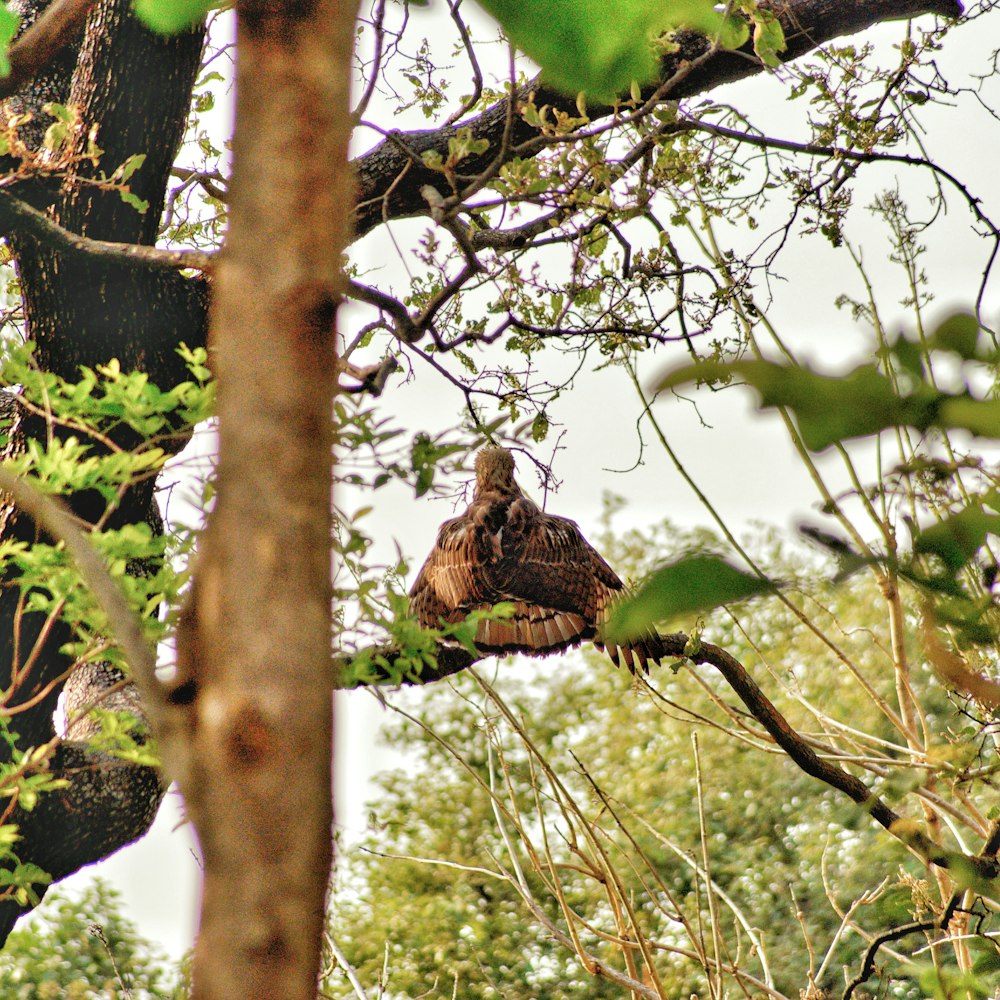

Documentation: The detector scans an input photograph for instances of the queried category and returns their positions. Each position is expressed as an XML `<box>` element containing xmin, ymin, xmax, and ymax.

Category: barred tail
<box><xmin>476</xmin><ymin>602</ymin><xmax>592</xmax><ymax>656</ymax></box>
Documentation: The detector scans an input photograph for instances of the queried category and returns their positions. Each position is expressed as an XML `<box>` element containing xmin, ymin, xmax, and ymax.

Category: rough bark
<box><xmin>0</xmin><ymin>662</ymin><xmax>163</xmax><ymax>942</ymax></box>
<box><xmin>0</xmin><ymin>0</ymin><xmax>206</xmax><ymax>940</ymax></box>
<box><xmin>0</xmin><ymin>0</ymin><xmax>96</xmax><ymax>102</ymax></box>
<box><xmin>165</xmin><ymin>2</ymin><xmax>356</xmax><ymax>995</ymax></box>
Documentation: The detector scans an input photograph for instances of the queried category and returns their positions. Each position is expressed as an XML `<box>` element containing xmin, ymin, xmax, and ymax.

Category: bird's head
<box><xmin>474</xmin><ymin>445</ymin><xmax>521</xmax><ymax>496</ymax></box>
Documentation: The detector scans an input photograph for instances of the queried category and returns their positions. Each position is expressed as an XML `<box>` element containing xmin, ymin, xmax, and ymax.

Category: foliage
<box><xmin>0</xmin><ymin>5</ymin><xmax>18</xmax><ymax>79</ymax></box>
<box><xmin>0</xmin><ymin>343</ymin><xmax>212</xmax><ymax>906</ymax></box>
<box><xmin>655</xmin><ymin>312</ymin><xmax>998</xmax><ymax>452</ymax></box>
<box><xmin>605</xmin><ymin>552</ymin><xmax>775</xmax><ymax>640</ymax></box>
<box><xmin>326</xmin><ymin>525</ymin><xmax>980</xmax><ymax>999</ymax></box>
<box><xmin>132</xmin><ymin>0</ymin><xmax>215</xmax><ymax>35</ymax></box>
<box><xmin>323</xmin><ymin>5</ymin><xmax>1000</xmax><ymax>997</ymax></box>
<box><xmin>0</xmin><ymin>878</ymin><xmax>183</xmax><ymax>998</ymax></box>
<box><xmin>0</xmin><ymin>0</ymin><xmax>995</xmax><ymax>995</ymax></box>
<box><xmin>474</xmin><ymin>0</ymin><xmax>754</xmax><ymax>100</ymax></box>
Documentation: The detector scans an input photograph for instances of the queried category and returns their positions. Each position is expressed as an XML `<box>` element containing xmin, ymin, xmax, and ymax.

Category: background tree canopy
<box><xmin>0</xmin><ymin>0</ymin><xmax>995</xmax><ymax>997</ymax></box>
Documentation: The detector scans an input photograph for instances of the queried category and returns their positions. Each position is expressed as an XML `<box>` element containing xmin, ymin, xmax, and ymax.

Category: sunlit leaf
<box><xmin>475</xmin><ymin>0</ymin><xmax>747</xmax><ymax>100</ymax></box>
<box><xmin>751</xmin><ymin>10</ymin><xmax>786</xmax><ymax>68</ymax></box>
<box><xmin>132</xmin><ymin>0</ymin><xmax>213</xmax><ymax>34</ymax></box>
<box><xmin>0</xmin><ymin>5</ymin><xmax>19</xmax><ymax>78</ymax></box>
<box><xmin>119</xmin><ymin>190</ymin><xmax>150</xmax><ymax>215</ymax></box>
<box><xmin>604</xmin><ymin>554</ymin><xmax>773</xmax><ymax>642</ymax></box>
<box><xmin>531</xmin><ymin>411</ymin><xmax>549</xmax><ymax>441</ymax></box>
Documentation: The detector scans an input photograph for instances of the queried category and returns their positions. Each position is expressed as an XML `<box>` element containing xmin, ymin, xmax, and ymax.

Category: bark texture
<box><xmin>166</xmin><ymin>2</ymin><xmax>356</xmax><ymax>995</ymax></box>
<box><xmin>0</xmin><ymin>0</ymin><xmax>206</xmax><ymax>941</ymax></box>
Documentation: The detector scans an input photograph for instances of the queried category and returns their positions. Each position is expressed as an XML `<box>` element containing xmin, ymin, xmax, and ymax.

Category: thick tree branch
<box><xmin>351</xmin><ymin>0</ymin><xmax>963</xmax><ymax>238</ymax></box>
<box><xmin>166</xmin><ymin>2</ymin><xmax>355</xmax><ymax>994</ymax></box>
<box><xmin>0</xmin><ymin>0</ymin><xmax>96</xmax><ymax>101</ymax></box>
<box><xmin>348</xmin><ymin>628</ymin><xmax>996</xmax><ymax>880</ymax></box>
<box><xmin>0</xmin><ymin>191</ymin><xmax>216</xmax><ymax>271</ymax></box>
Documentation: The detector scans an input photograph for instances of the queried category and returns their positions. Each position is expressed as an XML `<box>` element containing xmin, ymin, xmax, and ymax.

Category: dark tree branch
<box><xmin>347</xmin><ymin>628</ymin><xmax>995</xmax><ymax>879</ymax></box>
<box><xmin>350</xmin><ymin>0</ymin><xmax>963</xmax><ymax>238</ymax></box>
<box><xmin>0</xmin><ymin>0</ymin><xmax>96</xmax><ymax>101</ymax></box>
<box><xmin>841</xmin><ymin>919</ymin><xmax>938</xmax><ymax>1000</ymax></box>
<box><xmin>0</xmin><ymin>191</ymin><xmax>216</xmax><ymax>271</ymax></box>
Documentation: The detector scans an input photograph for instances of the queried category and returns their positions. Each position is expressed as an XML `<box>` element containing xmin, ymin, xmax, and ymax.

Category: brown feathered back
<box><xmin>409</xmin><ymin>446</ymin><xmax>664</xmax><ymax>671</ymax></box>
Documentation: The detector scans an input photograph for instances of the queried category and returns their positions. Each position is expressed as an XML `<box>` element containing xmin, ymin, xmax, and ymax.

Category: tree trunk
<box><xmin>0</xmin><ymin>0</ymin><xmax>207</xmax><ymax>939</ymax></box>
<box><xmin>167</xmin><ymin>2</ymin><xmax>357</xmax><ymax>995</ymax></box>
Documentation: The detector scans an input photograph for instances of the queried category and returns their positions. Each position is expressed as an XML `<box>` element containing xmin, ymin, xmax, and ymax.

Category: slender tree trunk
<box><xmin>168</xmin><ymin>2</ymin><xmax>356</xmax><ymax>996</ymax></box>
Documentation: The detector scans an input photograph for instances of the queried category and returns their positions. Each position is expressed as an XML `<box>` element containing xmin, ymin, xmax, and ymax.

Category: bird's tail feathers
<box><xmin>595</xmin><ymin>629</ymin><xmax>667</xmax><ymax>675</ymax></box>
<box><xmin>476</xmin><ymin>602</ymin><xmax>591</xmax><ymax>656</ymax></box>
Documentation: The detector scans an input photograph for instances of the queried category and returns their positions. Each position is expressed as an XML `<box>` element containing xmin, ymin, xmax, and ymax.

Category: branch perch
<box><xmin>347</xmin><ymin>628</ymin><xmax>996</xmax><ymax>880</ymax></box>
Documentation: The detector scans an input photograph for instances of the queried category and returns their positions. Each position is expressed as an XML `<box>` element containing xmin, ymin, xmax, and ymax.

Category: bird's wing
<box><xmin>497</xmin><ymin>506</ymin><xmax>624</xmax><ymax>621</ymax></box>
<box><xmin>501</xmin><ymin>505</ymin><xmax>666</xmax><ymax>672</ymax></box>
<box><xmin>410</xmin><ymin>497</ymin><xmax>665</xmax><ymax>672</ymax></box>
<box><xmin>409</xmin><ymin>515</ymin><xmax>485</xmax><ymax>626</ymax></box>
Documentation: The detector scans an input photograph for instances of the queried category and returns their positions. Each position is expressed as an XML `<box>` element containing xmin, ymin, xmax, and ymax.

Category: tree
<box><xmin>0</xmin><ymin>878</ymin><xmax>180</xmax><ymax>998</ymax></box>
<box><xmin>327</xmin><ymin>526</ymin><xmax>921</xmax><ymax>999</ymax></box>
<box><xmin>0</xmin><ymin>0</ymin><xmax>990</xmax><ymax>998</ymax></box>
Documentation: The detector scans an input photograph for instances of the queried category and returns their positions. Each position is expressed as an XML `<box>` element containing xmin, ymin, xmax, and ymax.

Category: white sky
<box><xmin>24</xmin><ymin>0</ymin><xmax>1000</xmax><ymax>974</ymax></box>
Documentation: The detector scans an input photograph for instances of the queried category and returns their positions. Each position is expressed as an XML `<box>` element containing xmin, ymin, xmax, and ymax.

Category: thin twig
<box><xmin>841</xmin><ymin>920</ymin><xmax>936</xmax><ymax>1000</ymax></box>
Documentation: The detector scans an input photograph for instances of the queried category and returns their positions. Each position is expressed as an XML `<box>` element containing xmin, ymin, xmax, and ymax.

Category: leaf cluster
<box><xmin>0</xmin><ymin>344</ymin><xmax>213</xmax><ymax>904</ymax></box>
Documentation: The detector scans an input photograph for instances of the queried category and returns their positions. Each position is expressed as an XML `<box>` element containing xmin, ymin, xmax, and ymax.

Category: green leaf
<box><xmin>888</xmin><ymin>334</ymin><xmax>925</xmax><ymax>382</ymax></box>
<box><xmin>938</xmin><ymin>396</ymin><xmax>1000</xmax><ymax>437</ymax></box>
<box><xmin>668</xmin><ymin>353</ymin><xmax>1000</xmax><ymax>449</ymax></box>
<box><xmin>116</xmin><ymin>153</ymin><xmax>146</xmax><ymax>184</ymax></box>
<box><xmin>916</xmin><ymin>958</ymin><xmax>995</xmax><ymax>999</ymax></box>
<box><xmin>914</xmin><ymin>505</ymin><xmax>1000</xmax><ymax>573</ymax></box>
<box><xmin>531</xmin><ymin>410</ymin><xmax>549</xmax><ymax>441</ymax></box>
<box><xmin>657</xmin><ymin>358</ymin><xmax>939</xmax><ymax>451</ymax></box>
<box><xmin>0</xmin><ymin>5</ymin><xmax>19</xmax><ymax>78</ymax></box>
<box><xmin>751</xmin><ymin>10</ymin><xmax>786</xmax><ymax>67</ymax></box>
<box><xmin>604</xmin><ymin>554</ymin><xmax>773</xmax><ymax>642</ymax></box>
<box><xmin>927</xmin><ymin>310</ymin><xmax>981</xmax><ymax>359</ymax></box>
<box><xmin>132</xmin><ymin>0</ymin><xmax>213</xmax><ymax>34</ymax></box>
<box><xmin>42</xmin><ymin>121</ymin><xmax>68</xmax><ymax>153</ymax></box>
<box><xmin>119</xmin><ymin>190</ymin><xmax>150</xmax><ymax>215</ymax></box>
<box><xmin>476</xmin><ymin>0</ymin><xmax>747</xmax><ymax>101</ymax></box>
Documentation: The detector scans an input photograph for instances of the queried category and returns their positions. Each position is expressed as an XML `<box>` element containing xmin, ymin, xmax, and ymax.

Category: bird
<box><xmin>408</xmin><ymin>445</ymin><xmax>664</xmax><ymax>671</ymax></box>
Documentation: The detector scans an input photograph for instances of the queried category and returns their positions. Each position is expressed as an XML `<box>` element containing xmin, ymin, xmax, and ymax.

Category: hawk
<box><xmin>409</xmin><ymin>445</ymin><xmax>664</xmax><ymax>671</ymax></box>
